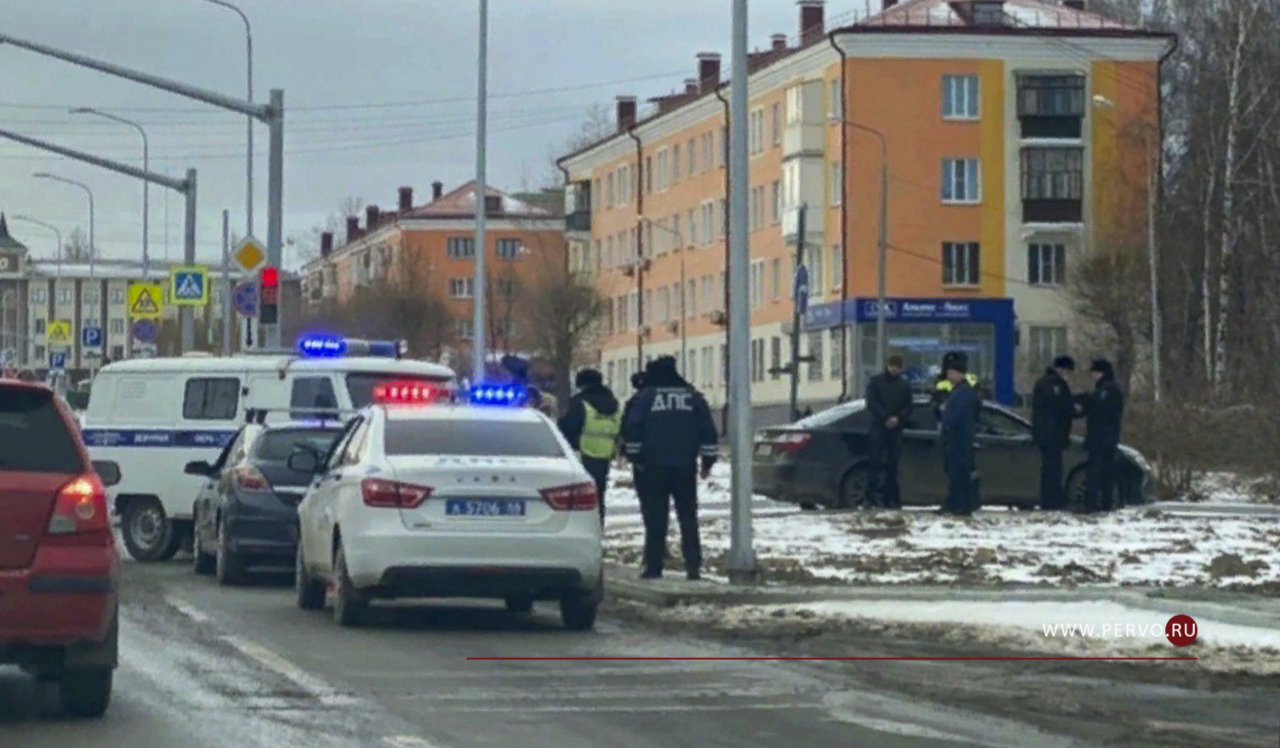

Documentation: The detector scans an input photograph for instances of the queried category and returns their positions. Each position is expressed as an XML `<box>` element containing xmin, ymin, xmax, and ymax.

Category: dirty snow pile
<box><xmin>641</xmin><ymin>599</ymin><xmax>1280</xmax><ymax>676</ymax></box>
<box><xmin>602</xmin><ymin>466</ymin><xmax>1280</xmax><ymax>591</ymax></box>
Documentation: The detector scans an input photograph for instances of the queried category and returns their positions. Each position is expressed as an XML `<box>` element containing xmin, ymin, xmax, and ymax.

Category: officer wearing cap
<box><xmin>939</xmin><ymin>351</ymin><xmax>981</xmax><ymax>515</ymax></box>
<box><xmin>1081</xmin><ymin>358</ymin><xmax>1125</xmax><ymax>512</ymax></box>
<box><xmin>558</xmin><ymin>368</ymin><xmax>621</xmax><ymax>521</ymax></box>
<box><xmin>1032</xmin><ymin>354</ymin><xmax>1079</xmax><ymax>510</ymax></box>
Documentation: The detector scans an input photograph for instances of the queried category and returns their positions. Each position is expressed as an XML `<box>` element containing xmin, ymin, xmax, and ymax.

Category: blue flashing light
<box><xmin>296</xmin><ymin>335</ymin><xmax>407</xmax><ymax>359</ymax></box>
<box><xmin>467</xmin><ymin>383</ymin><xmax>526</xmax><ymax>407</ymax></box>
<box><xmin>297</xmin><ymin>334</ymin><xmax>347</xmax><ymax>357</ymax></box>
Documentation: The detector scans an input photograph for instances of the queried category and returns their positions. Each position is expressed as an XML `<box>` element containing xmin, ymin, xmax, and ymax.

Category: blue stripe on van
<box><xmin>80</xmin><ymin>429</ymin><xmax>238</xmax><ymax>448</ymax></box>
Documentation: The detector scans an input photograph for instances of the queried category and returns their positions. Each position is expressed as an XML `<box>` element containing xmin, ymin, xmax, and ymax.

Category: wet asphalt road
<box><xmin>2</xmin><ymin>560</ymin><xmax>1277</xmax><ymax>748</ymax></box>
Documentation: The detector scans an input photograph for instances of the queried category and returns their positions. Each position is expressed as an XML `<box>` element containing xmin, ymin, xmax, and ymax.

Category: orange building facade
<box><xmin>559</xmin><ymin>0</ymin><xmax>1172</xmax><ymax>422</ymax></box>
<box><xmin>300</xmin><ymin>181</ymin><xmax>564</xmax><ymax>364</ymax></box>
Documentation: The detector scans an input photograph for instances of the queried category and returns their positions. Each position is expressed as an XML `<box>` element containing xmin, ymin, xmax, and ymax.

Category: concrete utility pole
<box><xmin>32</xmin><ymin>173</ymin><xmax>94</xmax><ymax>278</ymax></box>
<box><xmin>789</xmin><ymin>204</ymin><xmax>807</xmax><ymax>421</ymax></box>
<box><xmin>726</xmin><ymin>0</ymin><xmax>758</xmax><ymax>584</ymax></box>
<box><xmin>0</xmin><ymin>32</ymin><xmax>285</xmax><ymax>350</ymax></box>
<box><xmin>472</xmin><ymin>0</ymin><xmax>489</xmax><ymax>380</ymax></box>
<box><xmin>70</xmin><ymin>108</ymin><xmax>150</xmax><ymax>275</ymax></box>
<box><xmin>222</xmin><ymin>210</ymin><xmax>233</xmax><ymax>356</ymax></box>
<box><xmin>2</xmin><ymin>128</ymin><xmax>198</xmax><ymax>351</ymax></box>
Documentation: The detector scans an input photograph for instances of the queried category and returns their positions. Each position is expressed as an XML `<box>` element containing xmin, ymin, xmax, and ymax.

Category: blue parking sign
<box><xmin>50</xmin><ymin>351</ymin><xmax>66</xmax><ymax>369</ymax></box>
<box><xmin>82</xmin><ymin>326</ymin><xmax>103</xmax><ymax>347</ymax></box>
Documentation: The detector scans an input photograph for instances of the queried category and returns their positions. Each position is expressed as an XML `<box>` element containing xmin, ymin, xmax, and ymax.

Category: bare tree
<box><xmin>518</xmin><ymin>255</ymin><xmax>609</xmax><ymax>407</ymax></box>
<box><xmin>289</xmin><ymin>196</ymin><xmax>368</xmax><ymax>263</ymax></box>
<box><xmin>63</xmin><ymin>227</ymin><xmax>95</xmax><ymax>262</ymax></box>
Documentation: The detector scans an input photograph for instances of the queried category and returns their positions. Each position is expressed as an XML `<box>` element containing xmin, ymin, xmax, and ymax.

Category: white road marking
<box><xmin>387</xmin><ymin>701</ymin><xmax>814</xmax><ymax>714</ymax></box>
<box><xmin>165</xmin><ymin>595</ymin><xmax>213</xmax><ymax>624</ymax></box>
<box><xmin>220</xmin><ymin>634</ymin><xmax>361</xmax><ymax>706</ymax></box>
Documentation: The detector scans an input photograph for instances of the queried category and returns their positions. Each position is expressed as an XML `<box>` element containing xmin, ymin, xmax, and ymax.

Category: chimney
<box><xmin>771</xmin><ymin>34</ymin><xmax>788</xmax><ymax>51</ymax></box>
<box><xmin>1062</xmin><ymin>0</ymin><xmax>1085</xmax><ymax>8</ymax></box>
<box><xmin>684</xmin><ymin>78</ymin><xmax>699</xmax><ymax>96</ymax></box>
<box><xmin>320</xmin><ymin>232</ymin><xmax>334</xmax><ymax>258</ymax></box>
<box><xmin>799</xmin><ymin>0</ymin><xmax>824</xmax><ymax>45</ymax></box>
<box><xmin>345</xmin><ymin>216</ymin><xmax>359</xmax><ymax>243</ymax></box>
<box><xmin>697</xmin><ymin>53</ymin><xmax>721</xmax><ymax>93</ymax></box>
<box><xmin>398</xmin><ymin>186</ymin><xmax>413</xmax><ymax>213</ymax></box>
<box><xmin>365</xmin><ymin>205</ymin><xmax>380</xmax><ymax>229</ymax></box>
<box><xmin>431</xmin><ymin>181</ymin><xmax>444</xmax><ymax>201</ymax></box>
<box><xmin>616</xmin><ymin>95</ymin><xmax>637</xmax><ymax>132</ymax></box>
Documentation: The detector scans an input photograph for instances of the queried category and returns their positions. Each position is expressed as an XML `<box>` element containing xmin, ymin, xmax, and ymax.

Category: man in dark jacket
<box><xmin>622</xmin><ymin>356</ymin><xmax>719</xmax><ymax>580</ymax></box>
<box><xmin>1031</xmin><ymin>355</ymin><xmax>1078</xmax><ymax>510</ymax></box>
<box><xmin>865</xmin><ymin>354</ymin><xmax>913</xmax><ymax>508</ymax></box>
<box><xmin>939</xmin><ymin>351</ymin><xmax>981</xmax><ymax>516</ymax></box>
<box><xmin>557</xmin><ymin>368</ymin><xmax>621</xmax><ymax>521</ymax></box>
<box><xmin>1082</xmin><ymin>358</ymin><xmax>1125</xmax><ymax>513</ymax></box>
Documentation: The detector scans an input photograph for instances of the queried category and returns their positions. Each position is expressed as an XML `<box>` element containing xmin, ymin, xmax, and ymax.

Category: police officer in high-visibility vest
<box><xmin>557</xmin><ymin>368</ymin><xmax>621</xmax><ymax>521</ymax></box>
<box><xmin>932</xmin><ymin>371</ymin><xmax>980</xmax><ymax>419</ymax></box>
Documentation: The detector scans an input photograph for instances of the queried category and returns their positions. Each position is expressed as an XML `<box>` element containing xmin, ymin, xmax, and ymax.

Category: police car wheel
<box><xmin>332</xmin><ymin>546</ymin><xmax>367</xmax><ymax>627</ymax></box>
<box><xmin>838</xmin><ymin>467</ymin><xmax>872</xmax><ymax>510</ymax></box>
<box><xmin>191</xmin><ymin>510</ymin><xmax>215</xmax><ymax>576</ymax></box>
<box><xmin>295</xmin><ymin>545</ymin><xmax>325</xmax><ymax>611</ymax></box>
<box><xmin>121</xmin><ymin>498</ymin><xmax>173</xmax><ymax>563</ymax></box>
<box><xmin>560</xmin><ymin>593</ymin><xmax>597</xmax><ymax>631</ymax></box>
<box><xmin>215</xmin><ymin>521</ymin><xmax>247</xmax><ymax>586</ymax></box>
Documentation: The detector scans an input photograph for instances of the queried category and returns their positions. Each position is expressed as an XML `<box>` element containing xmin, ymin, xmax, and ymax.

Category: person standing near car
<box><xmin>865</xmin><ymin>354</ymin><xmax>914</xmax><ymax>508</ymax></box>
<box><xmin>1032</xmin><ymin>355</ymin><xmax>1078</xmax><ymax>510</ymax></box>
<box><xmin>939</xmin><ymin>351</ymin><xmax>981</xmax><ymax>516</ymax></box>
<box><xmin>1082</xmin><ymin>358</ymin><xmax>1125</xmax><ymax>513</ymax></box>
<box><xmin>622</xmin><ymin>356</ymin><xmax>719</xmax><ymax>580</ymax></box>
<box><xmin>557</xmin><ymin>368</ymin><xmax>621</xmax><ymax>522</ymax></box>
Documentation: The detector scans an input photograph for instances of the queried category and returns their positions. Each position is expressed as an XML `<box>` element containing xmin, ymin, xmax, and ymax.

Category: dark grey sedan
<box><xmin>752</xmin><ymin>396</ymin><xmax>1154</xmax><ymax>510</ymax></box>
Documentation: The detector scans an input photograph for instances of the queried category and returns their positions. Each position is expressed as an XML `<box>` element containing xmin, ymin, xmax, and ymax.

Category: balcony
<box><xmin>1022</xmin><ymin>199</ymin><xmax>1082</xmax><ymax>224</ymax></box>
<box><xmin>564</xmin><ymin>180</ymin><xmax>592</xmax><ymax>235</ymax></box>
<box><xmin>565</xmin><ymin>210</ymin><xmax>591</xmax><ymax>234</ymax></box>
<box><xmin>782</xmin><ymin>121</ymin><xmax>825</xmax><ymax>159</ymax></box>
<box><xmin>1016</xmin><ymin>74</ymin><xmax>1085</xmax><ymax>140</ymax></box>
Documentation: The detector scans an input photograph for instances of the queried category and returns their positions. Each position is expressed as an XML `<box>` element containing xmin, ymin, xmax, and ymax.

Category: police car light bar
<box><xmin>467</xmin><ymin>383</ymin><xmax>527</xmax><ymax>407</ymax></box>
<box><xmin>372</xmin><ymin>381</ymin><xmax>445</xmax><ymax>404</ymax></box>
<box><xmin>296</xmin><ymin>335</ymin><xmax>408</xmax><ymax>360</ymax></box>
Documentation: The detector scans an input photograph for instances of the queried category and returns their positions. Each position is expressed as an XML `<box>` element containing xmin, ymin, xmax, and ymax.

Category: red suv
<box><xmin>0</xmin><ymin>380</ymin><xmax>122</xmax><ymax>718</ymax></box>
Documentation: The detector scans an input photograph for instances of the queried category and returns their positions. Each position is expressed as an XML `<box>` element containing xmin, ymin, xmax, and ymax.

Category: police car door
<box><xmin>302</xmin><ymin>415</ymin><xmax>364</xmax><ymax>577</ymax></box>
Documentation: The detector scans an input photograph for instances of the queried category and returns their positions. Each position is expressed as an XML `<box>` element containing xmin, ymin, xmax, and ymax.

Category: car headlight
<box><xmin>1118</xmin><ymin>445</ymin><xmax>1152</xmax><ymax>474</ymax></box>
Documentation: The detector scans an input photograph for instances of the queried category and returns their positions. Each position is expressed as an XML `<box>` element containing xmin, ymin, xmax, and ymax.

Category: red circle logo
<box><xmin>1165</xmin><ymin>614</ymin><xmax>1198</xmax><ymax>647</ymax></box>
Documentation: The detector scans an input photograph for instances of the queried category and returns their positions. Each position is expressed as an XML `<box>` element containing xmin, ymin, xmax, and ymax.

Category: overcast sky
<box><xmin>0</xmin><ymin>0</ymin><xmax>865</xmax><ymax>269</ymax></box>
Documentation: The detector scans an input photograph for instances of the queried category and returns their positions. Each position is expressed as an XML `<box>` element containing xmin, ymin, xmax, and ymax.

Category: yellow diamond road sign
<box><xmin>47</xmin><ymin>319</ymin><xmax>72</xmax><ymax>345</ymax></box>
<box><xmin>233</xmin><ymin>237</ymin><xmax>266</xmax><ymax>274</ymax></box>
<box><xmin>128</xmin><ymin>283</ymin><xmax>165</xmax><ymax>319</ymax></box>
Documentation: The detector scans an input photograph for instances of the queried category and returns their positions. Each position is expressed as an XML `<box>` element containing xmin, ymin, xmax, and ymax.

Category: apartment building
<box><xmin>0</xmin><ymin>213</ymin><xmax>274</xmax><ymax>372</ymax></box>
<box><xmin>558</xmin><ymin>0</ymin><xmax>1171</xmax><ymax>424</ymax></box>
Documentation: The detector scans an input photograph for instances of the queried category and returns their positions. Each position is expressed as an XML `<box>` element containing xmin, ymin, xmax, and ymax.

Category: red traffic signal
<box><xmin>260</xmin><ymin>265</ymin><xmax>279</xmax><ymax>289</ymax></box>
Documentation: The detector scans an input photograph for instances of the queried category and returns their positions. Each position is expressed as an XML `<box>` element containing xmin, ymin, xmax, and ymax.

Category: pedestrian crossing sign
<box><xmin>128</xmin><ymin>283</ymin><xmax>165</xmax><ymax>319</ymax></box>
<box><xmin>170</xmin><ymin>266</ymin><xmax>208</xmax><ymax>306</ymax></box>
<box><xmin>46</xmin><ymin>319</ymin><xmax>72</xmax><ymax>345</ymax></box>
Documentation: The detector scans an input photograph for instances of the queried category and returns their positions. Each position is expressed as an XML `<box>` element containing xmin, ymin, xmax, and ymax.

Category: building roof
<box><xmin>0</xmin><ymin>213</ymin><xmax>29</xmax><ymax>253</ymax></box>
<box><xmin>402</xmin><ymin>181</ymin><xmax>554</xmax><ymax>220</ymax></box>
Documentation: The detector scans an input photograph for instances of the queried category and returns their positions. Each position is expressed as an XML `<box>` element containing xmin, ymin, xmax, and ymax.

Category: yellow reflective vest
<box><xmin>934</xmin><ymin>374</ymin><xmax>978</xmax><ymax>393</ymax></box>
<box><xmin>580</xmin><ymin>402</ymin><xmax>621</xmax><ymax>460</ymax></box>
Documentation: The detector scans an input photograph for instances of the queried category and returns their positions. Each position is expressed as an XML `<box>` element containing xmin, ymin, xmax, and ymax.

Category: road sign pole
<box><xmin>261</xmin><ymin>88</ymin><xmax>284</xmax><ymax>352</ymax></box>
<box><xmin>180</xmin><ymin>168</ymin><xmax>197</xmax><ymax>353</ymax></box>
<box><xmin>790</xmin><ymin>203</ymin><xmax>807</xmax><ymax>422</ymax></box>
<box><xmin>222</xmin><ymin>210</ymin><xmax>232</xmax><ymax>356</ymax></box>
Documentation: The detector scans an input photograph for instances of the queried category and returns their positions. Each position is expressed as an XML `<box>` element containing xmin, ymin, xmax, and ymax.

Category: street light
<box><xmin>640</xmin><ymin>219</ymin><xmax>688</xmax><ymax>367</ymax></box>
<box><xmin>11</xmin><ymin>215</ymin><xmax>63</xmax><ymax>273</ymax></box>
<box><xmin>70</xmin><ymin>108</ymin><xmax>150</xmax><ymax>274</ymax></box>
<box><xmin>1091</xmin><ymin>94</ymin><xmax>1161</xmax><ymax>404</ymax></box>
<box><xmin>472</xmin><ymin>0</ymin><xmax>490</xmax><ymax>380</ymax></box>
<box><xmin>828</xmin><ymin>115</ymin><xmax>889</xmax><ymax>377</ymax></box>
<box><xmin>33</xmin><ymin>173</ymin><xmax>94</xmax><ymax>277</ymax></box>
<box><xmin>197</xmin><ymin>0</ymin><xmax>254</xmax><ymax>237</ymax></box>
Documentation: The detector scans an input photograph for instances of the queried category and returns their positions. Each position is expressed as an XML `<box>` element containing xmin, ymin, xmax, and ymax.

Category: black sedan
<box><xmin>752</xmin><ymin>396</ymin><xmax>1154</xmax><ymax>510</ymax></box>
<box><xmin>187</xmin><ymin>422</ymin><xmax>345</xmax><ymax>584</ymax></box>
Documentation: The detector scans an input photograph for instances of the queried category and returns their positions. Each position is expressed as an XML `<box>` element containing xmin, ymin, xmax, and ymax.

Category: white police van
<box><xmin>80</xmin><ymin>336</ymin><xmax>457</xmax><ymax>562</ymax></box>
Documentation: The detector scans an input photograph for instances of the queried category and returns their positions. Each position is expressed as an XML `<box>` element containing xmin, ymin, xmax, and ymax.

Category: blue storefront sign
<box><xmin>803</xmin><ymin>297</ymin><xmax>1017</xmax><ymax>405</ymax></box>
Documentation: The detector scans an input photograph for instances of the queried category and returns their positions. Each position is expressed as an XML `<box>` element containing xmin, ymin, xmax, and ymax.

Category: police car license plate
<box><xmin>445</xmin><ymin>499</ymin><xmax>526</xmax><ymax>517</ymax></box>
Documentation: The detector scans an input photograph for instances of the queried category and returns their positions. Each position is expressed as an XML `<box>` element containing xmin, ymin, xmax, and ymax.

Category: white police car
<box><xmin>80</xmin><ymin>336</ymin><xmax>457</xmax><ymax>562</ymax></box>
<box><xmin>290</xmin><ymin>381</ymin><xmax>604</xmax><ymax>631</ymax></box>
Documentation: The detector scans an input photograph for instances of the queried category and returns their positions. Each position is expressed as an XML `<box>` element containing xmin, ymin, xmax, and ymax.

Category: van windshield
<box><xmin>345</xmin><ymin>373</ymin><xmax>453</xmax><ymax>409</ymax></box>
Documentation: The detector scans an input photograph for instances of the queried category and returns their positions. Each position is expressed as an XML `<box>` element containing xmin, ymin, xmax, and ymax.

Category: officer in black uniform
<box><xmin>1031</xmin><ymin>355</ymin><xmax>1078</xmax><ymax>510</ymax></box>
<box><xmin>939</xmin><ymin>351</ymin><xmax>981</xmax><ymax>516</ymax></box>
<box><xmin>1082</xmin><ymin>358</ymin><xmax>1125</xmax><ymax>513</ymax></box>
<box><xmin>622</xmin><ymin>356</ymin><xmax>719</xmax><ymax>580</ymax></box>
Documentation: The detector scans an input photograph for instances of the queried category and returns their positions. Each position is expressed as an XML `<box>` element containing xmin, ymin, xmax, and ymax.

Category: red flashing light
<box><xmin>372</xmin><ymin>380</ymin><xmax>443</xmax><ymax>404</ymax></box>
<box><xmin>540</xmin><ymin>482</ymin><xmax>598</xmax><ymax>511</ymax></box>
<box><xmin>260</xmin><ymin>266</ymin><xmax>279</xmax><ymax>288</ymax></box>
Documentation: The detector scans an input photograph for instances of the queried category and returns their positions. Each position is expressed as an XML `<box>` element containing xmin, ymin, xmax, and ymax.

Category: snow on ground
<box><xmin>641</xmin><ymin>600</ymin><xmax>1280</xmax><ymax>676</ymax></box>
<box><xmin>603</xmin><ymin>465</ymin><xmax>1280</xmax><ymax>591</ymax></box>
<box><xmin>1193</xmin><ymin>472</ymin><xmax>1280</xmax><ymax>504</ymax></box>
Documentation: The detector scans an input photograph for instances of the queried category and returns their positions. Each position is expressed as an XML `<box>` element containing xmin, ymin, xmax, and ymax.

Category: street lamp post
<box><xmin>829</xmin><ymin>116</ymin><xmax>889</xmax><ymax>377</ymax></box>
<box><xmin>33</xmin><ymin>173</ymin><xmax>94</xmax><ymax>277</ymax></box>
<box><xmin>11</xmin><ymin>214</ymin><xmax>62</xmax><ymax>266</ymax></box>
<box><xmin>70</xmin><ymin>108</ymin><xmax>149</xmax><ymax>275</ymax></box>
<box><xmin>198</xmin><ymin>0</ymin><xmax>254</xmax><ymax>237</ymax></box>
<box><xmin>472</xmin><ymin>0</ymin><xmax>489</xmax><ymax>380</ymax></box>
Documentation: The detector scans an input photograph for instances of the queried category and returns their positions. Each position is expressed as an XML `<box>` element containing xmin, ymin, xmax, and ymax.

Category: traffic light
<box><xmin>259</xmin><ymin>265</ymin><xmax>279</xmax><ymax>325</ymax></box>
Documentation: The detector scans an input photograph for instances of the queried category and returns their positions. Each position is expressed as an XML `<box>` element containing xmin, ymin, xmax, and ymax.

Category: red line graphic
<box><xmin>467</xmin><ymin>656</ymin><xmax>1198</xmax><ymax>662</ymax></box>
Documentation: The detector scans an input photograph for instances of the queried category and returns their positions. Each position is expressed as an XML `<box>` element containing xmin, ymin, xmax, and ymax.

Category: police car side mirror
<box><xmin>288</xmin><ymin>451</ymin><xmax>321</xmax><ymax>475</ymax></box>
<box><xmin>93</xmin><ymin>460</ymin><xmax>122</xmax><ymax>487</ymax></box>
<box><xmin>184</xmin><ymin>460</ymin><xmax>213</xmax><ymax>477</ymax></box>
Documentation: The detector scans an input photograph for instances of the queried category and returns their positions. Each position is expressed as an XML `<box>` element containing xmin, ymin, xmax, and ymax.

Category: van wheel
<box><xmin>121</xmin><ymin>498</ymin><xmax>174</xmax><ymax>562</ymax></box>
<box><xmin>59</xmin><ymin>669</ymin><xmax>112</xmax><ymax>718</ymax></box>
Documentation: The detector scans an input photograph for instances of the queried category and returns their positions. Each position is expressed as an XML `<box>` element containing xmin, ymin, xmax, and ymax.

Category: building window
<box><xmin>829</xmin><ymin>244</ymin><xmax>843</xmax><ymax>292</ymax></box>
<box><xmin>770</xmin><ymin>337</ymin><xmax>782</xmax><ymax>379</ymax></box>
<box><xmin>771</xmin><ymin>258</ymin><xmax>781</xmax><ymax>302</ymax></box>
<box><xmin>110</xmin><ymin>318</ymin><xmax>125</xmax><ymax>334</ymax></box>
<box><xmin>771</xmin><ymin>103</ymin><xmax>781</xmax><ymax>145</ymax></box>
<box><xmin>82</xmin><ymin>290</ymin><xmax>99</xmax><ymax>305</ymax></box>
<box><xmin>1028</xmin><ymin>326</ymin><xmax>1069</xmax><ymax>374</ymax></box>
<box><xmin>496</xmin><ymin>238</ymin><xmax>521</xmax><ymax>258</ymax></box>
<box><xmin>657</xmin><ymin>150</ymin><xmax>669</xmax><ymax>190</ymax></box>
<box><xmin>35</xmin><ymin>345</ymin><xmax>46</xmax><ymax>360</ymax></box>
<box><xmin>1017</xmin><ymin>74</ymin><xmax>1085</xmax><ymax>138</ymax></box>
<box><xmin>644</xmin><ymin>157</ymin><xmax>653</xmax><ymax>194</ymax></box>
<box><xmin>686</xmin><ymin>350</ymin><xmax>698</xmax><ymax>384</ymax></box>
<box><xmin>32</xmin><ymin>288</ymin><xmax>47</xmax><ymax>304</ymax></box>
<box><xmin>110</xmin><ymin>288</ymin><xmax>125</xmax><ymax>304</ymax></box>
<box><xmin>701</xmin><ymin>276</ymin><xmax>713</xmax><ymax>312</ymax></box>
<box><xmin>643</xmin><ymin>290</ymin><xmax>653</xmax><ymax>325</ymax></box>
<box><xmin>807</xmin><ymin>332</ymin><xmax>823</xmax><ymax>382</ymax></box>
<box><xmin>829</xmin><ymin>78</ymin><xmax>842</xmax><ymax>117</ymax></box>
<box><xmin>830</xmin><ymin>161</ymin><xmax>842</xmax><ymax>205</ymax></box>
<box><xmin>810</xmin><ymin>246</ymin><xmax>824</xmax><ymax>297</ymax></box>
<box><xmin>786</xmin><ymin>85</ymin><xmax>802</xmax><ymax>125</ymax></box>
<box><xmin>829</xmin><ymin>329</ymin><xmax>842</xmax><ymax>379</ymax></box>
<box><xmin>605</xmin><ymin>173</ymin><xmax>615</xmax><ymax>208</ymax></box>
<box><xmin>447</xmin><ymin>237</ymin><xmax>475</xmax><ymax>258</ymax></box>
<box><xmin>751</xmin><ymin>109</ymin><xmax>766</xmax><ymax>155</ymax></box>
<box><xmin>942</xmin><ymin>242</ymin><xmax>981</xmax><ymax>286</ymax></box>
<box><xmin>183</xmin><ymin>377</ymin><xmax>240</xmax><ymax>420</ymax></box>
<box><xmin>1028</xmin><ymin>242</ymin><xmax>1067</xmax><ymax>286</ymax></box>
<box><xmin>750</xmin><ymin>186</ymin><xmax>765</xmax><ymax>231</ymax></box>
<box><xmin>771</xmin><ymin>180</ymin><xmax>781</xmax><ymax>223</ymax></box>
<box><xmin>701</xmin><ymin>347</ymin><xmax>713</xmax><ymax>387</ymax></box>
<box><xmin>448</xmin><ymin>278</ymin><xmax>474</xmax><ymax>298</ymax></box>
<box><xmin>750</xmin><ymin>260</ymin><xmax>764</xmax><ymax>309</ymax></box>
<box><xmin>701</xmin><ymin>132</ymin><xmax>712</xmax><ymax>172</ymax></box>
<box><xmin>942</xmin><ymin>75</ymin><xmax>979</xmax><ymax>119</ymax></box>
<box><xmin>34</xmin><ymin>319</ymin><xmax>46</xmax><ymax>334</ymax></box>
<box><xmin>700</xmin><ymin>202</ymin><xmax>714</xmax><ymax>245</ymax></box>
<box><xmin>751</xmin><ymin>339</ymin><xmax>765</xmax><ymax>382</ymax></box>
<box><xmin>942</xmin><ymin>158</ymin><xmax>981</xmax><ymax>203</ymax></box>
<box><xmin>57</xmin><ymin>288</ymin><xmax>72</xmax><ymax>304</ymax></box>
<box><xmin>495</xmin><ymin>278</ymin><xmax>516</xmax><ymax>297</ymax></box>
<box><xmin>672</xmin><ymin>145</ymin><xmax>681</xmax><ymax>184</ymax></box>
<box><xmin>1022</xmin><ymin>147</ymin><xmax>1084</xmax><ymax>201</ymax></box>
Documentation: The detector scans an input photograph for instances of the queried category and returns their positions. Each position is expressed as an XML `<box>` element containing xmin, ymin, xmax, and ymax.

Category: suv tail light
<box><xmin>540</xmin><ymin>482</ymin><xmax>598</xmax><ymax>511</ymax></box>
<box><xmin>232</xmin><ymin>465</ymin><xmax>272</xmax><ymax>493</ymax></box>
<box><xmin>47</xmin><ymin>474</ymin><xmax>110</xmax><ymax>535</ymax></box>
<box><xmin>771</xmin><ymin>432</ymin><xmax>811</xmax><ymax>455</ymax></box>
<box><xmin>361</xmin><ymin>478</ymin><xmax>432</xmax><ymax>508</ymax></box>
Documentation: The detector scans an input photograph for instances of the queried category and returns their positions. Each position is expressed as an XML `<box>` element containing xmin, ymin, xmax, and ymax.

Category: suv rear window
<box><xmin>252</xmin><ymin>428</ymin><xmax>344</xmax><ymax>462</ymax></box>
<box><xmin>385</xmin><ymin>420</ymin><xmax>564</xmax><ymax>458</ymax></box>
<box><xmin>346</xmin><ymin>373</ymin><xmax>453</xmax><ymax>409</ymax></box>
<box><xmin>0</xmin><ymin>387</ymin><xmax>83</xmax><ymax>473</ymax></box>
